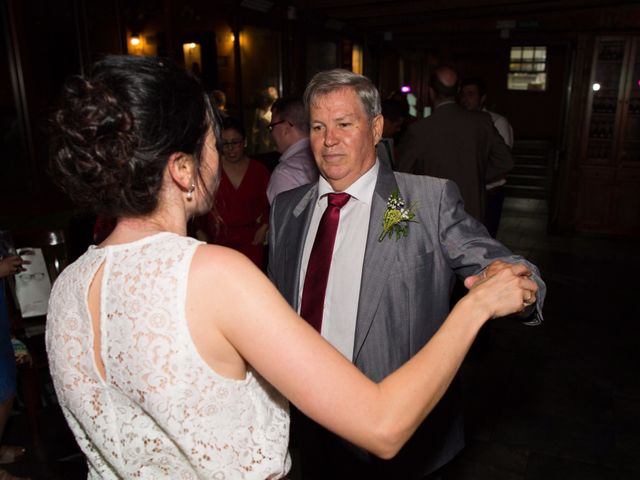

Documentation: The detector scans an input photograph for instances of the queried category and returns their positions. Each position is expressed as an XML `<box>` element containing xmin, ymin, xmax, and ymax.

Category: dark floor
<box><xmin>2</xmin><ymin>197</ymin><xmax>639</xmax><ymax>479</ymax></box>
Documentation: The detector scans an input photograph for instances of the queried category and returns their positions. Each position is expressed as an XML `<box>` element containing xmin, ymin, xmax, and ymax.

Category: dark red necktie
<box><xmin>300</xmin><ymin>192</ymin><xmax>351</xmax><ymax>332</ymax></box>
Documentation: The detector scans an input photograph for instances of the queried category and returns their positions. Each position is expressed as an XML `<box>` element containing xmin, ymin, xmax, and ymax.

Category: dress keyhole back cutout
<box><xmin>88</xmin><ymin>261</ymin><xmax>107</xmax><ymax>381</ymax></box>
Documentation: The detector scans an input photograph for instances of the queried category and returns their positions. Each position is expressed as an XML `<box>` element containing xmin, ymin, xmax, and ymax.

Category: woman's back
<box><xmin>46</xmin><ymin>232</ymin><xmax>290</xmax><ymax>479</ymax></box>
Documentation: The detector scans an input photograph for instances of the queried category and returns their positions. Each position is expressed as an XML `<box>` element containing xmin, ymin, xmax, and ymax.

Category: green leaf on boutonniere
<box><xmin>378</xmin><ymin>190</ymin><xmax>418</xmax><ymax>242</ymax></box>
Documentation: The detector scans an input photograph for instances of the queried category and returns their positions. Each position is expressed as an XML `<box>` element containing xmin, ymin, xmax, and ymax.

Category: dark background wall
<box><xmin>1</xmin><ymin>0</ymin><xmax>639</xmax><ymax>236</ymax></box>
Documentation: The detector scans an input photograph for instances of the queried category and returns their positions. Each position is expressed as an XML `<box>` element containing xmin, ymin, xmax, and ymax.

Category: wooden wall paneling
<box><xmin>575</xmin><ymin>167</ymin><xmax>614</xmax><ymax>233</ymax></box>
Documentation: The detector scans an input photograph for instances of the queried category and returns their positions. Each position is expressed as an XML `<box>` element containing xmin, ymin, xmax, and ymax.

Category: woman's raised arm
<box><xmin>187</xmin><ymin>244</ymin><xmax>536</xmax><ymax>459</ymax></box>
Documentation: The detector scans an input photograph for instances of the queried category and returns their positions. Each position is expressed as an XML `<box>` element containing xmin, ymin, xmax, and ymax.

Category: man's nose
<box><xmin>323</xmin><ymin>127</ymin><xmax>338</xmax><ymax>147</ymax></box>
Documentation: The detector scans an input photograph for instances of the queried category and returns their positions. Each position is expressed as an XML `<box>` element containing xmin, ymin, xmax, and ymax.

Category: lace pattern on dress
<box><xmin>46</xmin><ymin>232</ymin><xmax>290</xmax><ymax>479</ymax></box>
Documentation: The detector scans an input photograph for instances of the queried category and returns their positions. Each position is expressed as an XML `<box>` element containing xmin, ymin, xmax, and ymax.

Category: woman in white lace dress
<box><xmin>46</xmin><ymin>55</ymin><xmax>537</xmax><ymax>479</ymax></box>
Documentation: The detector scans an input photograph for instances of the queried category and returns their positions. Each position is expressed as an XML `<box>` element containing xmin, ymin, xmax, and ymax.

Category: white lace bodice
<box><xmin>46</xmin><ymin>232</ymin><xmax>290</xmax><ymax>479</ymax></box>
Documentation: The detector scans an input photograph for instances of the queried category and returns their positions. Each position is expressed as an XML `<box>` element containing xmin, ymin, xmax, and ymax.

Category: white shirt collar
<box><xmin>317</xmin><ymin>159</ymin><xmax>379</xmax><ymax>205</ymax></box>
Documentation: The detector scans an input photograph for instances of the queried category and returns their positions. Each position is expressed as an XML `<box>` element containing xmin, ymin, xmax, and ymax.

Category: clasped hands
<box><xmin>464</xmin><ymin>260</ymin><xmax>538</xmax><ymax>318</ymax></box>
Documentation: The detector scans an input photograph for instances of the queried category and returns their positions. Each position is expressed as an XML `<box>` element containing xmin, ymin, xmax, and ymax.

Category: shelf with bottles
<box><xmin>597</xmin><ymin>43</ymin><xmax>626</xmax><ymax>62</ymax></box>
<box><xmin>588</xmin><ymin>121</ymin><xmax>615</xmax><ymax>140</ymax></box>
<box><xmin>623</xmin><ymin>115</ymin><xmax>640</xmax><ymax>143</ymax></box>
<box><xmin>587</xmin><ymin>140</ymin><xmax>614</xmax><ymax>147</ymax></box>
<box><xmin>585</xmin><ymin>146</ymin><xmax>613</xmax><ymax>164</ymax></box>
<box><xmin>591</xmin><ymin>97</ymin><xmax>618</xmax><ymax>114</ymax></box>
<box><xmin>620</xmin><ymin>147</ymin><xmax>640</xmax><ymax>165</ymax></box>
<box><xmin>626</xmin><ymin>99</ymin><xmax>640</xmax><ymax>115</ymax></box>
<box><xmin>592</xmin><ymin>88</ymin><xmax>620</xmax><ymax>97</ymax></box>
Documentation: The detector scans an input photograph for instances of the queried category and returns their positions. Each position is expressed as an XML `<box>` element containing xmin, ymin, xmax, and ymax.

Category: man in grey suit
<box><xmin>268</xmin><ymin>69</ymin><xmax>545</xmax><ymax>479</ymax></box>
<box><xmin>396</xmin><ymin>66</ymin><xmax>513</xmax><ymax>225</ymax></box>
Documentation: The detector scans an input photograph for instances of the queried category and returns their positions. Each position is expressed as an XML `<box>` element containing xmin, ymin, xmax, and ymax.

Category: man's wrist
<box><xmin>515</xmin><ymin>303</ymin><xmax>541</xmax><ymax>325</ymax></box>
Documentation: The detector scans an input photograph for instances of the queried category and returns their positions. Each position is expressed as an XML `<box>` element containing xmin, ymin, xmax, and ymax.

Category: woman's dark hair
<box><xmin>50</xmin><ymin>55</ymin><xmax>220</xmax><ymax>217</ymax></box>
<box><xmin>221</xmin><ymin>117</ymin><xmax>245</xmax><ymax>139</ymax></box>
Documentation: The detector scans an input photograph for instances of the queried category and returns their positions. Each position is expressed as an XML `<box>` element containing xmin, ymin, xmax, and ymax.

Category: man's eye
<box><xmin>311</xmin><ymin>125</ymin><xmax>323</xmax><ymax>131</ymax></box>
<box><xmin>339</xmin><ymin>123</ymin><xmax>351</xmax><ymax>128</ymax></box>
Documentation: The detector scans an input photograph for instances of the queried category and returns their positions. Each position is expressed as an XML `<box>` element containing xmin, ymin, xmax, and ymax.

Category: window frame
<box><xmin>507</xmin><ymin>45</ymin><xmax>548</xmax><ymax>92</ymax></box>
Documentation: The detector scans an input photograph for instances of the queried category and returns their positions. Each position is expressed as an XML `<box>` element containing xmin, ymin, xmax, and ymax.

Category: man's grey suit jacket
<box><xmin>268</xmin><ymin>162</ymin><xmax>545</xmax><ymax>476</ymax></box>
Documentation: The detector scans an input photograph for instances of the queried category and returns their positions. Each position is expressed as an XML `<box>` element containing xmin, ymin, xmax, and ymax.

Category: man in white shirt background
<box><xmin>459</xmin><ymin>77</ymin><xmax>514</xmax><ymax>237</ymax></box>
<box><xmin>266</xmin><ymin>97</ymin><xmax>318</xmax><ymax>204</ymax></box>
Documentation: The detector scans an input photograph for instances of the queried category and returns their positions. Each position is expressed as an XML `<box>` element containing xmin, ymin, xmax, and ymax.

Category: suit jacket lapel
<box><xmin>283</xmin><ymin>184</ymin><xmax>317</xmax><ymax>310</ymax></box>
<box><xmin>353</xmin><ymin>165</ymin><xmax>400</xmax><ymax>361</ymax></box>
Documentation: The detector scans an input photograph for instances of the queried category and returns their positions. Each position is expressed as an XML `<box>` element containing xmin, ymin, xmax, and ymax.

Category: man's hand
<box><xmin>465</xmin><ymin>260</ymin><xmax>537</xmax><ymax>309</ymax></box>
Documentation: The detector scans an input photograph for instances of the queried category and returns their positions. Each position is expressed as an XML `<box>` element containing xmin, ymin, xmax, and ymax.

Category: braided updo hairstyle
<box><xmin>50</xmin><ymin>55</ymin><xmax>219</xmax><ymax>217</ymax></box>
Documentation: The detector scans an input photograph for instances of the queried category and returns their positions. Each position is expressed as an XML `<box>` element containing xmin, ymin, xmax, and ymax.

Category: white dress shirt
<box><xmin>485</xmin><ymin>109</ymin><xmax>513</xmax><ymax>148</ymax></box>
<box><xmin>298</xmin><ymin>161</ymin><xmax>379</xmax><ymax>360</ymax></box>
<box><xmin>485</xmin><ymin>108</ymin><xmax>514</xmax><ymax>189</ymax></box>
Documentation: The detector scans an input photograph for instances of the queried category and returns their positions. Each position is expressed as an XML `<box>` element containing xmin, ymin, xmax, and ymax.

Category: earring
<box><xmin>186</xmin><ymin>183</ymin><xmax>195</xmax><ymax>201</ymax></box>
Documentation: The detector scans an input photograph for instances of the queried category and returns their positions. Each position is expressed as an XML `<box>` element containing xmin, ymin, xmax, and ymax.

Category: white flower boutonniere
<box><xmin>378</xmin><ymin>190</ymin><xmax>418</xmax><ymax>242</ymax></box>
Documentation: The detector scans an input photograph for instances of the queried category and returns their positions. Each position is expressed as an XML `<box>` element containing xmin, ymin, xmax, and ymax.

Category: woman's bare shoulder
<box><xmin>189</xmin><ymin>243</ymin><xmax>269</xmax><ymax>302</ymax></box>
<box><xmin>191</xmin><ymin>243</ymin><xmax>257</xmax><ymax>277</ymax></box>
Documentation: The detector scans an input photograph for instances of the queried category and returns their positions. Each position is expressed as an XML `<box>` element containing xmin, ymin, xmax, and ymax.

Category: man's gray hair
<box><xmin>304</xmin><ymin>69</ymin><xmax>381</xmax><ymax>121</ymax></box>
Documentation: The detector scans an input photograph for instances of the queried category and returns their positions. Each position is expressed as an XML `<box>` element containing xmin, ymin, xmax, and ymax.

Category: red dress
<box><xmin>199</xmin><ymin>159</ymin><xmax>270</xmax><ymax>269</ymax></box>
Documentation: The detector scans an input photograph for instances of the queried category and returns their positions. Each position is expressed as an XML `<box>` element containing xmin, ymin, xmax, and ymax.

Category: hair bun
<box><xmin>69</xmin><ymin>77</ymin><xmax>136</xmax><ymax>168</ymax></box>
<box><xmin>50</xmin><ymin>55</ymin><xmax>211</xmax><ymax>218</ymax></box>
<box><xmin>50</xmin><ymin>75</ymin><xmax>138</xmax><ymax>212</ymax></box>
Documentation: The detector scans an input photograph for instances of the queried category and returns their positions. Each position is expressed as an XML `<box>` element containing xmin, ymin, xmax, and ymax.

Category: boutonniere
<box><xmin>378</xmin><ymin>190</ymin><xmax>418</xmax><ymax>242</ymax></box>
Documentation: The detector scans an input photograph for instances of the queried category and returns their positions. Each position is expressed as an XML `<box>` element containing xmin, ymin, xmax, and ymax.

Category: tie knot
<box><xmin>327</xmin><ymin>192</ymin><xmax>351</xmax><ymax>209</ymax></box>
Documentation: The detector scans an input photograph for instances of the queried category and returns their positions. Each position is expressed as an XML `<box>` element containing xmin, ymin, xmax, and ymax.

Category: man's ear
<box><xmin>481</xmin><ymin>94</ymin><xmax>487</xmax><ymax>108</ymax></box>
<box><xmin>372</xmin><ymin>114</ymin><xmax>384</xmax><ymax>145</ymax></box>
<box><xmin>167</xmin><ymin>152</ymin><xmax>195</xmax><ymax>192</ymax></box>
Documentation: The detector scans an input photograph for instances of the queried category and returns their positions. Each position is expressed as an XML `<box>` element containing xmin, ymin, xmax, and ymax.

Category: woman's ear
<box><xmin>167</xmin><ymin>152</ymin><xmax>195</xmax><ymax>192</ymax></box>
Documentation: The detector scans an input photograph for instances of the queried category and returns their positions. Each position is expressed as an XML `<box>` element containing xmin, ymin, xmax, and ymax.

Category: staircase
<box><xmin>504</xmin><ymin>140</ymin><xmax>554</xmax><ymax>199</ymax></box>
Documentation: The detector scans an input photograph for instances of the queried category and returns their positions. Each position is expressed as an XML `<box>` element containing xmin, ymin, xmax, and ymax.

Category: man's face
<box><xmin>309</xmin><ymin>88</ymin><xmax>382</xmax><ymax>192</ymax></box>
<box><xmin>459</xmin><ymin>84</ymin><xmax>484</xmax><ymax>111</ymax></box>
<box><xmin>269</xmin><ymin>112</ymin><xmax>288</xmax><ymax>153</ymax></box>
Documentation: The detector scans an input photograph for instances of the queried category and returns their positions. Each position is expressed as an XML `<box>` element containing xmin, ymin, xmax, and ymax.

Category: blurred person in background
<box><xmin>459</xmin><ymin>77</ymin><xmax>514</xmax><ymax>237</ymax></box>
<box><xmin>0</xmin><ymin>242</ymin><xmax>30</xmax><ymax>480</ymax></box>
<box><xmin>396</xmin><ymin>66</ymin><xmax>513</xmax><ymax>225</ymax></box>
<box><xmin>267</xmin><ymin>97</ymin><xmax>318</xmax><ymax>204</ymax></box>
<box><xmin>250</xmin><ymin>86</ymin><xmax>278</xmax><ymax>154</ymax></box>
<box><xmin>376</xmin><ymin>98</ymin><xmax>408</xmax><ymax>169</ymax></box>
<box><xmin>196</xmin><ymin>117</ymin><xmax>270</xmax><ymax>269</ymax></box>
<box><xmin>210</xmin><ymin>89</ymin><xmax>229</xmax><ymax>119</ymax></box>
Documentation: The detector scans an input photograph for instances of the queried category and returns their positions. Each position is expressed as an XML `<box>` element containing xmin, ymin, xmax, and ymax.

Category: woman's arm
<box><xmin>187</xmin><ymin>245</ymin><xmax>536</xmax><ymax>459</ymax></box>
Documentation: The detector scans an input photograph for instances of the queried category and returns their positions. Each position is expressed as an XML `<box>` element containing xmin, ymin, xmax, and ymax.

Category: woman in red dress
<box><xmin>197</xmin><ymin>118</ymin><xmax>270</xmax><ymax>269</ymax></box>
